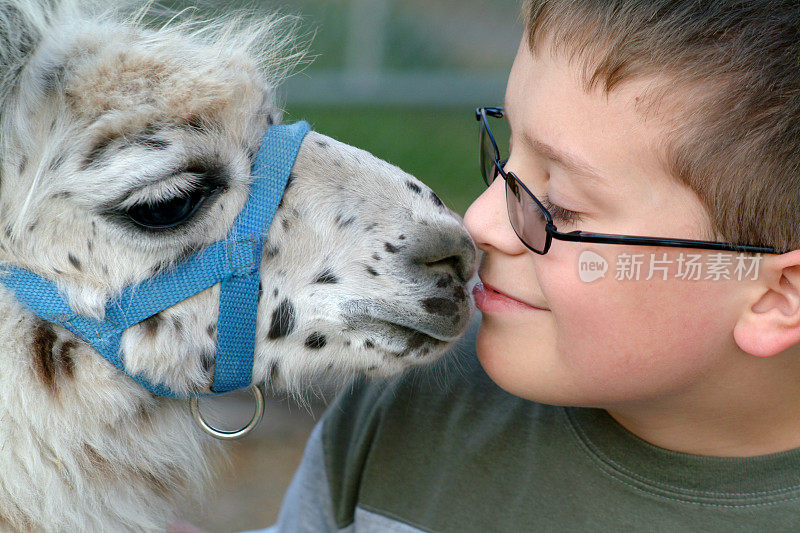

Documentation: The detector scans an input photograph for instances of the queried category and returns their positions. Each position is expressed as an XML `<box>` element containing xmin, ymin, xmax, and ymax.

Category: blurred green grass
<box><xmin>284</xmin><ymin>105</ymin><xmax>485</xmax><ymax>216</ymax></box>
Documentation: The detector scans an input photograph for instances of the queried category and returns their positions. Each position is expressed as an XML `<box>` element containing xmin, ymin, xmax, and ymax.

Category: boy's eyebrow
<box><xmin>521</xmin><ymin>132</ymin><xmax>609</xmax><ymax>187</ymax></box>
<box><xmin>505</xmin><ymin>100</ymin><xmax>609</xmax><ymax>186</ymax></box>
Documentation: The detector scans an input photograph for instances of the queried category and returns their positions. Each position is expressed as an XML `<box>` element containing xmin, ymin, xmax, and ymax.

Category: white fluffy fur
<box><xmin>0</xmin><ymin>1</ymin><xmax>476</xmax><ymax>531</ymax></box>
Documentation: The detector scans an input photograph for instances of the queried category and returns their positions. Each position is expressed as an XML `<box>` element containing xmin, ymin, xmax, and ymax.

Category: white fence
<box><xmin>283</xmin><ymin>69</ymin><xmax>507</xmax><ymax>106</ymax></box>
<box><xmin>282</xmin><ymin>0</ymin><xmax>518</xmax><ymax>106</ymax></box>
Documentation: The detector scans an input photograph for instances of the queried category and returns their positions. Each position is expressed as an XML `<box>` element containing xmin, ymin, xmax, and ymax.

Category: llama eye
<box><xmin>125</xmin><ymin>188</ymin><xmax>209</xmax><ymax>229</ymax></box>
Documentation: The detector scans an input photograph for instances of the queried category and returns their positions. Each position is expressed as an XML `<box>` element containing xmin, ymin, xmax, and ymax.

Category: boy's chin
<box><xmin>475</xmin><ymin>322</ymin><xmax>626</xmax><ymax>407</ymax></box>
<box><xmin>475</xmin><ymin>322</ymin><xmax>564</xmax><ymax>404</ymax></box>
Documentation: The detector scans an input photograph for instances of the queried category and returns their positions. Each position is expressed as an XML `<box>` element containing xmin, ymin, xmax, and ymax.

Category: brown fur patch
<box><xmin>31</xmin><ymin>320</ymin><xmax>58</xmax><ymax>392</ymax></box>
<box><xmin>141</xmin><ymin>314</ymin><xmax>163</xmax><ymax>338</ymax></box>
<box><xmin>83</xmin><ymin>443</ymin><xmax>185</xmax><ymax>499</ymax></box>
<box><xmin>138</xmin><ymin>468</ymin><xmax>175</xmax><ymax>499</ymax></box>
<box><xmin>83</xmin><ymin>444</ymin><xmax>113</xmax><ymax>477</ymax></box>
<box><xmin>58</xmin><ymin>340</ymin><xmax>76</xmax><ymax>378</ymax></box>
<box><xmin>134</xmin><ymin>404</ymin><xmax>153</xmax><ymax>427</ymax></box>
<box><xmin>67</xmin><ymin>253</ymin><xmax>82</xmax><ymax>270</ymax></box>
<box><xmin>66</xmin><ymin>46</ymin><xmax>260</xmax><ymax>141</ymax></box>
<box><xmin>81</xmin><ymin>132</ymin><xmax>118</xmax><ymax>170</ymax></box>
<box><xmin>0</xmin><ymin>509</ymin><xmax>33</xmax><ymax>532</ymax></box>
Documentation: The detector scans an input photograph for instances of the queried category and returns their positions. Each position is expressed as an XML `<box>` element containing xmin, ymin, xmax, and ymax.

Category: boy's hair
<box><xmin>522</xmin><ymin>0</ymin><xmax>800</xmax><ymax>252</ymax></box>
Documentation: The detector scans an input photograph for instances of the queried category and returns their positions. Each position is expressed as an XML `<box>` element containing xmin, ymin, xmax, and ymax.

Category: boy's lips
<box><xmin>473</xmin><ymin>280</ymin><xmax>550</xmax><ymax>312</ymax></box>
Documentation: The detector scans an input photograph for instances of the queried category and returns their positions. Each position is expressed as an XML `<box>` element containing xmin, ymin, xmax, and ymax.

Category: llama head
<box><xmin>0</xmin><ymin>1</ymin><xmax>477</xmax><ymax>397</ymax></box>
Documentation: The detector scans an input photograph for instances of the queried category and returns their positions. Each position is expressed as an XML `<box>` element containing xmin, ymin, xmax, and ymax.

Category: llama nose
<box><xmin>409</xmin><ymin>223</ymin><xmax>477</xmax><ymax>282</ymax></box>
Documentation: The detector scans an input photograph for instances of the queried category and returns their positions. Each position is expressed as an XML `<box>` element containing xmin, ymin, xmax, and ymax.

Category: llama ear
<box><xmin>0</xmin><ymin>1</ymin><xmax>52</xmax><ymax>105</ymax></box>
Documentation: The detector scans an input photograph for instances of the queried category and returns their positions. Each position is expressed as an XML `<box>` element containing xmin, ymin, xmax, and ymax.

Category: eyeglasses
<box><xmin>476</xmin><ymin>106</ymin><xmax>780</xmax><ymax>255</ymax></box>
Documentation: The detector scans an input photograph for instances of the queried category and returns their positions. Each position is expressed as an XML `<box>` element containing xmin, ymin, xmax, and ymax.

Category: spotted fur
<box><xmin>0</xmin><ymin>1</ymin><xmax>477</xmax><ymax>531</ymax></box>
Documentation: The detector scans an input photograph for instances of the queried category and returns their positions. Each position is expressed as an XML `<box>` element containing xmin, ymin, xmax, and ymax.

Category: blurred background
<box><xmin>165</xmin><ymin>0</ymin><xmax>523</xmax><ymax>530</ymax></box>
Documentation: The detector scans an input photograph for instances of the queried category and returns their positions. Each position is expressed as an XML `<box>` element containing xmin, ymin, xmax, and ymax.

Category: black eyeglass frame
<box><xmin>476</xmin><ymin>106</ymin><xmax>781</xmax><ymax>256</ymax></box>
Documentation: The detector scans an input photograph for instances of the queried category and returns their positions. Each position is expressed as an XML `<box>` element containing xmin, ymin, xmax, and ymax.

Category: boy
<box><xmin>264</xmin><ymin>1</ymin><xmax>800</xmax><ymax>530</ymax></box>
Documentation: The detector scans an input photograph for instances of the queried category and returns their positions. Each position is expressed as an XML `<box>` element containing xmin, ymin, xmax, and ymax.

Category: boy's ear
<box><xmin>734</xmin><ymin>250</ymin><xmax>800</xmax><ymax>358</ymax></box>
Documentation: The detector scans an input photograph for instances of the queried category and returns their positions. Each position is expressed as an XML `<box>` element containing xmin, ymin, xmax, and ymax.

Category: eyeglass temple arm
<box><xmin>476</xmin><ymin>107</ymin><xmax>504</xmax><ymax>120</ymax></box>
<box><xmin>552</xmin><ymin>229</ymin><xmax>779</xmax><ymax>254</ymax></box>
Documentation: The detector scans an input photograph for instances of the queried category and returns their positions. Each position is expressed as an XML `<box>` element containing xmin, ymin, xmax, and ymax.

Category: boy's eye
<box><xmin>540</xmin><ymin>195</ymin><xmax>582</xmax><ymax>225</ymax></box>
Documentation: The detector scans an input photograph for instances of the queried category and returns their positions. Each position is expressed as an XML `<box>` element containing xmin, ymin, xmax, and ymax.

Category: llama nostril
<box><xmin>425</xmin><ymin>255</ymin><xmax>464</xmax><ymax>280</ymax></box>
<box><xmin>413</xmin><ymin>232</ymin><xmax>476</xmax><ymax>283</ymax></box>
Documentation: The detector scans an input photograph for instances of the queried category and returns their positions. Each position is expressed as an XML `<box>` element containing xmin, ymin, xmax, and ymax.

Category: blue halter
<box><xmin>0</xmin><ymin>121</ymin><xmax>310</xmax><ymax>399</ymax></box>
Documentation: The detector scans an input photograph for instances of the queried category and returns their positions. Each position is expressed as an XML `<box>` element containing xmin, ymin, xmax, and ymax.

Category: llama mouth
<box><xmin>343</xmin><ymin>310</ymin><xmax>465</xmax><ymax>343</ymax></box>
<box><xmin>341</xmin><ymin>298</ymin><xmax>471</xmax><ymax>342</ymax></box>
<box><xmin>361</xmin><ymin>319</ymin><xmax>450</xmax><ymax>357</ymax></box>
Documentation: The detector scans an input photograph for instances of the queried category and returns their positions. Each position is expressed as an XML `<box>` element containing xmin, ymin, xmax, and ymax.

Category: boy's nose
<box><xmin>464</xmin><ymin>177</ymin><xmax>527</xmax><ymax>255</ymax></box>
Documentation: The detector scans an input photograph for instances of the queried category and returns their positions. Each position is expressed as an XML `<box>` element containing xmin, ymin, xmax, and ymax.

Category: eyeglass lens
<box><xmin>479</xmin><ymin>117</ymin><xmax>497</xmax><ymax>186</ymax></box>
<box><xmin>505</xmin><ymin>173</ymin><xmax>549</xmax><ymax>253</ymax></box>
<box><xmin>480</xmin><ymin>111</ymin><xmax>548</xmax><ymax>253</ymax></box>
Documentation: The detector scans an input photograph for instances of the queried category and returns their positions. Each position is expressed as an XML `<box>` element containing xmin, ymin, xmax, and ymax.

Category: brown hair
<box><xmin>522</xmin><ymin>0</ymin><xmax>800</xmax><ymax>252</ymax></box>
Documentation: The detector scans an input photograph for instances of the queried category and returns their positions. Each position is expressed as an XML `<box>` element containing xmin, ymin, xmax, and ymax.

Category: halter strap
<box><xmin>0</xmin><ymin>121</ymin><xmax>310</xmax><ymax>398</ymax></box>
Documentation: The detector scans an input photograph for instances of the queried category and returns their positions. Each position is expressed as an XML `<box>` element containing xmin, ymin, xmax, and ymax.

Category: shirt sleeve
<box><xmin>242</xmin><ymin>420</ymin><xmax>343</xmax><ymax>533</ymax></box>
<box><xmin>248</xmin><ymin>316</ymin><xmax>482</xmax><ymax>533</ymax></box>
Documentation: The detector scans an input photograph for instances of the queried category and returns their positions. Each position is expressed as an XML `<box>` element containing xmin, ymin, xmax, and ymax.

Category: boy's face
<box><xmin>464</xmin><ymin>36</ymin><xmax>763</xmax><ymax>407</ymax></box>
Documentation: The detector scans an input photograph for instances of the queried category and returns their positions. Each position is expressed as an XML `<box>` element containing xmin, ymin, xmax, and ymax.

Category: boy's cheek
<box><xmin>551</xmin><ymin>271</ymin><xmax>741</xmax><ymax>375</ymax></box>
<box><xmin>483</xmin><ymin>247</ymin><xmax>753</xmax><ymax>402</ymax></box>
<box><xmin>545</xmin><ymin>247</ymin><xmax>733</xmax><ymax>331</ymax></box>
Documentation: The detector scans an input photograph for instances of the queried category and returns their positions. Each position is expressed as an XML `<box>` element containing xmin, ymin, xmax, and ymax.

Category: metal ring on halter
<box><xmin>189</xmin><ymin>384</ymin><xmax>265</xmax><ymax>440</ymax></box>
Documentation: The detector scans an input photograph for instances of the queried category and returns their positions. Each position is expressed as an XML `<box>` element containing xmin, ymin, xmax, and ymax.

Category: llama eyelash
<box><xmin>116</xmin><ymin>163</ymin><xmax>229</xmax><ymax>210</ymax></box>
<box><xmin>98</xmin><ymin>167</ymin><xmax>227</xmax><ymax>235</ymax></box>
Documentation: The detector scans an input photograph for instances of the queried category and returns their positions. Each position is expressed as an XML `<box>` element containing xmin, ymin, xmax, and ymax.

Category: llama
<box><xmin>0</xmin><ymin>1</ymin><xmax>477</xmax><ymax>531</ymax></box>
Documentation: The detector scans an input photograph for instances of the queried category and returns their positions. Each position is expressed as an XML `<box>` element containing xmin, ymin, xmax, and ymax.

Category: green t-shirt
<box><xmin>265</xmin><ymin>321</ymin><xmax>800</xmax><ymax>532</ymax></box>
